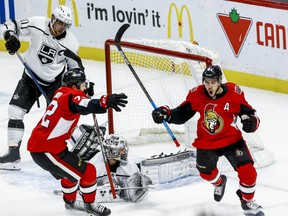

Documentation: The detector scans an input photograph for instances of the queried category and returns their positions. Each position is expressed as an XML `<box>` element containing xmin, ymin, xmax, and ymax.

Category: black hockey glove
<box><xmin>152</xmin><ymin>105</ymin><xmax>171</xmax><ymax>124</ymax></box>
<box><xmin>100</xmin><ymin>93</ymin><xmax>128</xmax><ymax>112</ymax></box>
<box><xmin>4</xmin><ymin>30</ymin><xmax>20</xmax><ymax>55</ymax></box>
<box><xmin>241</xmin><ymin>114</ymin><xmax>260</xmax><ymax>133</ymax></box>
<box><xmin>85</xmin><ymin>81</ymin><xmax>95</xmax><ymax>97</ymax></box>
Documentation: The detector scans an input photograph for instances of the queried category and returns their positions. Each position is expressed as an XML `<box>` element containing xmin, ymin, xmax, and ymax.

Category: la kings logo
<box><xmin>38</xmin><ymin>43</ymin><xmax>57</xmax><ymax>65</ymax></box>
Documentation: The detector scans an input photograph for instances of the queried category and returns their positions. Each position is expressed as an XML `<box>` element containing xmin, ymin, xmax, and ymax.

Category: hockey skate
<box><xmin>236</xmin><ymin>189</ymin><xmax>265</xmax><ymax>216</ymax></box>
<box><xmin>0</xmin><ymin>145</ymin><xmax>21</xmax><ymax>171</ymax></box>
<box><xmin>64</xmin><ymin>198</ymin><xmax>85</xmax><ymax>212</ymax></box>
<box><xmin>214</xmin><ymin>175</ymin><xmax>227</xmax><ymax>202</ymax></box>
<box><xmin>84</xmin><ymin>202</ymin><xmax>111</xmax><ymax>216</ymax></box>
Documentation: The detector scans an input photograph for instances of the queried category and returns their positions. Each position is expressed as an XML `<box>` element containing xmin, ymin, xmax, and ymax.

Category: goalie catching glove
<box><xmin>152</xmin><ymin>105</ymin><xmax>171</xmax><ymax>124</ymax></box>
<box><xmin>115</xmin><ymin>172</ymin><xmax>152</xmax><ymax>202</ymax></box>
<box><xmin>100</xmin><ymin>93</ymin><xmax>128</xmax><ymax>112</ymax></box>
<box><xmin>240</xmin><ymin>114</ymin><xmax>260</xmax><ymax>133</ymax></box>
<box><xmin>4</xmin><ymin>30</ymin><xmax>20</xmax><ymax>55</ymax></box>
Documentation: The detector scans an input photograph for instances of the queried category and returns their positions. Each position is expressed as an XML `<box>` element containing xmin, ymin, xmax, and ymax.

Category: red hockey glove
<box><xmin>152</xmin><ymin>105</ymin><xmax>171</xmax><ymax>124</ymax></box>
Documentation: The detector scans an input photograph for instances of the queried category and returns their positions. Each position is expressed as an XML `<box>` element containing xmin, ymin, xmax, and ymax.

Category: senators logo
<box><xmin>234</xmin><ymin>85</ymin><xmax>242</xmax><ymax>94</ymax></box>
<box><xmin>201</xmin><ymin>104</ymin><xmax>224</xmax><ymax>134</ymax></box>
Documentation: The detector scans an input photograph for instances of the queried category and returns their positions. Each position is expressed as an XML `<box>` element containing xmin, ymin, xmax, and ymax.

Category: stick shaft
<box><xmin>92</xmin><ymin>114</ymin><xmax>117</xmax><ymax>199</ymax></box>
<box><xmin>16</xmin><ymin>52</ymin><xmax>50</xmax><ymax>104</ymax></box>
<box><xmin>114</xmin><ymin>24</ymin><xmax>180</xmax><ymax>147</ymax></box>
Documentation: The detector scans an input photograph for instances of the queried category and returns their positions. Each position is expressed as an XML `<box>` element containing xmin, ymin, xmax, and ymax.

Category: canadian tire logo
<box><xmin>217</xmin><ymin>9</ymin><xmax>252</xmax><ymax>57</ymax></box>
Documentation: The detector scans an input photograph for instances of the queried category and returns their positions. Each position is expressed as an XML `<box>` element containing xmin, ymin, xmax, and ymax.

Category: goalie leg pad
<box><xmin>141</xmin><ymin>150</ymin><xmax>198</xmax><ymax>184</ymax></box>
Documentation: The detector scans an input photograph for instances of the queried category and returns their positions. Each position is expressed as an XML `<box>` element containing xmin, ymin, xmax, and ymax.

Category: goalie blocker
<box><xmin>69</xmin><ymin>124</ymin><xmax>106</xmax><ymax>160</ymax></box>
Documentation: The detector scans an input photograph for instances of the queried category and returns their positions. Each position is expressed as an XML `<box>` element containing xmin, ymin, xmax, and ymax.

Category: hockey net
<box><xmin>105</xmin><ymin>38</ymin><xmax>275</xmax><ymax>171</ymax></box>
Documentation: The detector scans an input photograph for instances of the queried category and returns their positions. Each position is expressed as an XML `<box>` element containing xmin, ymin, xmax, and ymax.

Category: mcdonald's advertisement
<box><xmin>0</xmin><ymin>0</ymin><xmax>287</xmax><ymax>93</ymax></box>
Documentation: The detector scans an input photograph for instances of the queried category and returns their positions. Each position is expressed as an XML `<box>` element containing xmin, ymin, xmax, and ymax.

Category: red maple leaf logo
<box><xmin>217</xmin><ymin>9</ymin><xmax>252</xmax><ymax>57</ymax></box>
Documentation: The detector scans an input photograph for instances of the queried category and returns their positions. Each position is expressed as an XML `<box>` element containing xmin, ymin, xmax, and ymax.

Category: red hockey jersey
<box><xmin>27</xmin><ymin>87</ymin><xmax>88</xmax><ymax>154</ymax></box>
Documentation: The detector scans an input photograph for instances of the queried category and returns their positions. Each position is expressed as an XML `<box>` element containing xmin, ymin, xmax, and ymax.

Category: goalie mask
<box><xmin>104</xmin><ymin>134</ymin><xmax>129</xmax><ymax>162</ymax></box>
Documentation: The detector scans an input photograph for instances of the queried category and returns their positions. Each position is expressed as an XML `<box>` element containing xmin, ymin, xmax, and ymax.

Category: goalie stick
<box><xmin>53</xmin><ymin>184</ymin><xmax>158</xmax><ymax>195</ymax></box>
<box><xmin>92</xmin><ymin>114</ymin><xmax>117</xmax><ymax>199</ymax></box>
<box><xmin>114</xmin><ymin>23</ymin><xmax>180</xmax><ymax>147</ymax></box>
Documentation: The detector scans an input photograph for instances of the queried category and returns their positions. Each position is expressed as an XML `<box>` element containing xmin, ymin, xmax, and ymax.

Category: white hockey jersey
<box><xmin>90</xmin><ymin>152</ymin><xmax>140</xmax><ymax>186</ymax></box>
<box><xmin>1</xmin><ymin>16</ymin><xmax>81</xmax><ymax>85</ymax></box>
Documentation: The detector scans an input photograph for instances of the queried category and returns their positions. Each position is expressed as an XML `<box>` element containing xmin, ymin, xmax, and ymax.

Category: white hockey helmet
<box><xmin>51</xmin><ymin>5</ymin><xmax>72</xmax><ymax>28</ymax></box>
<box><xmin>104</xmin><ymin>134</ymin><xmax>129</xmax><ymax>162</ymax></box>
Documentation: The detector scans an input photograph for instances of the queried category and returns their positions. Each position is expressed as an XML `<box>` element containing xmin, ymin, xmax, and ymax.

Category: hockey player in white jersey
<box><xmin>0</xmin><ymin>5</ymin><xmax>93</xmax><ymax>170</ymax></box>
<box><xmin>70</xmin><ymin>125</ymin><xmax>152</xmax><ymax>202</ymax></box>
<box><xmin>91</xmin><ymin>134</ymin><xmax>152</xmax><ymax>202</ymax></box>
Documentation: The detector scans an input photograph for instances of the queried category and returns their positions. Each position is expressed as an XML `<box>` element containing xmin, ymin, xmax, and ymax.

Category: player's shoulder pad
<box><xmin>65</xmin><ymin>31</ymin><xmax>79</xmax><ymax>52</ymax></box>
<box><xmin>226</xmin><ymin>82</ymin><xmax>243</xmax><ymax>95</ymax></box>
<box><xmin>28</xmin><ymin>16</ymin><xmax>48</xmax><ymax>28</ymax></box>
<box><xmin>189</xmin><ymin>85</ymin><xmax>200</xmax><ymax>93</ymax></box>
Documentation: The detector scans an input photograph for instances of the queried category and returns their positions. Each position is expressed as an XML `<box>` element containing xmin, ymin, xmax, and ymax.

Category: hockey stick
<box><xmin>53</xmin><ymin>184</ymin><xmax>158</xmax><ymax>195</ymax></box>
<box><xmin>114</xmin><ymin>24</ymin><xmax>180</xmax><ymax>147</ymax></box>
<box><xmin>92</xmin><ymin>114</ymin><xmax>117</xmax><ymax>199</ymax></box>
<box><xmin>16</xmin><ymin>52</ymin><xmax>50</xmax><ymax>104</ymax></box>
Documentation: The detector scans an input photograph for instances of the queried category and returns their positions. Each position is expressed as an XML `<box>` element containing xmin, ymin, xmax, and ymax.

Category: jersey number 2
<box><xmin>41</xmin><ymin>100</ymin><xmax>58</xmax><ymax>128</ymax></box>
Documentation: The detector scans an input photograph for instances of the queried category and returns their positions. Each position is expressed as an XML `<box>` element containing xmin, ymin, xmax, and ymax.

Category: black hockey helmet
<box><xmin>62</xmin><ymin>68</ymin><xmax>86</xmax><ymax>88</ymax></box>
<box><xmin>202</xmin><ymin>65</ymin><xmax>223</xmax><ymax>83</ymax></box>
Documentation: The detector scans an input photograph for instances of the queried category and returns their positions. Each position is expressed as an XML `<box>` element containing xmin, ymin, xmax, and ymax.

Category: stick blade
<box><xmin>115</xmin><ymin>23</ymin><xmax>130</xmax><ymax>42</ymax></box>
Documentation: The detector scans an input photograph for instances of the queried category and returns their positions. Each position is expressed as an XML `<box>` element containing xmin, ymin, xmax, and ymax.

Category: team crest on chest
<box><xmin>38</xmin><ymin>43</ymin><xmax>57</xmax><ymax>65</ymax></box>
<box><xmin>201</xmin><ymin>104</ymin><xmax>224</xmax><ymax>134</ymax></box>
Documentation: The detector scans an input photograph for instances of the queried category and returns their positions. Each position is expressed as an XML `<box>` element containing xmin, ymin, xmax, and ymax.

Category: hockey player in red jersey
<box><xmin>152</xmin><ymin>65</ymin><xmax>264</xmax><ymax>216</ymax></box>
<box><xmin>0</xmin><ymin>5</ymin><xmax>91</xmax><ymax>170</ymax></box>
<box><xmin>27</xmin><ymin>69</ymin><xmax>127</xmax><ymax>215</ymax></box>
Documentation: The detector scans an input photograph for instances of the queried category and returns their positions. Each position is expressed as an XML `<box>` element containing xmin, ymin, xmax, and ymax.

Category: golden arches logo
<box><xmin>47</xmin><ymin>0</ymin><xmax>79</xmax><ymax>26</ymax></box>
<box><xmin>167</xmin><ymin>3</ymin><xmax>194</xmax><ymax>42</ymax></box>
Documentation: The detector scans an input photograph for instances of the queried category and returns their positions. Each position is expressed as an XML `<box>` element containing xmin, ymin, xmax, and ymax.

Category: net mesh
<box><xmin>108</xmin><ymin>39</ymin><xmax>219</xmax><ymax>143</ymax></box>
